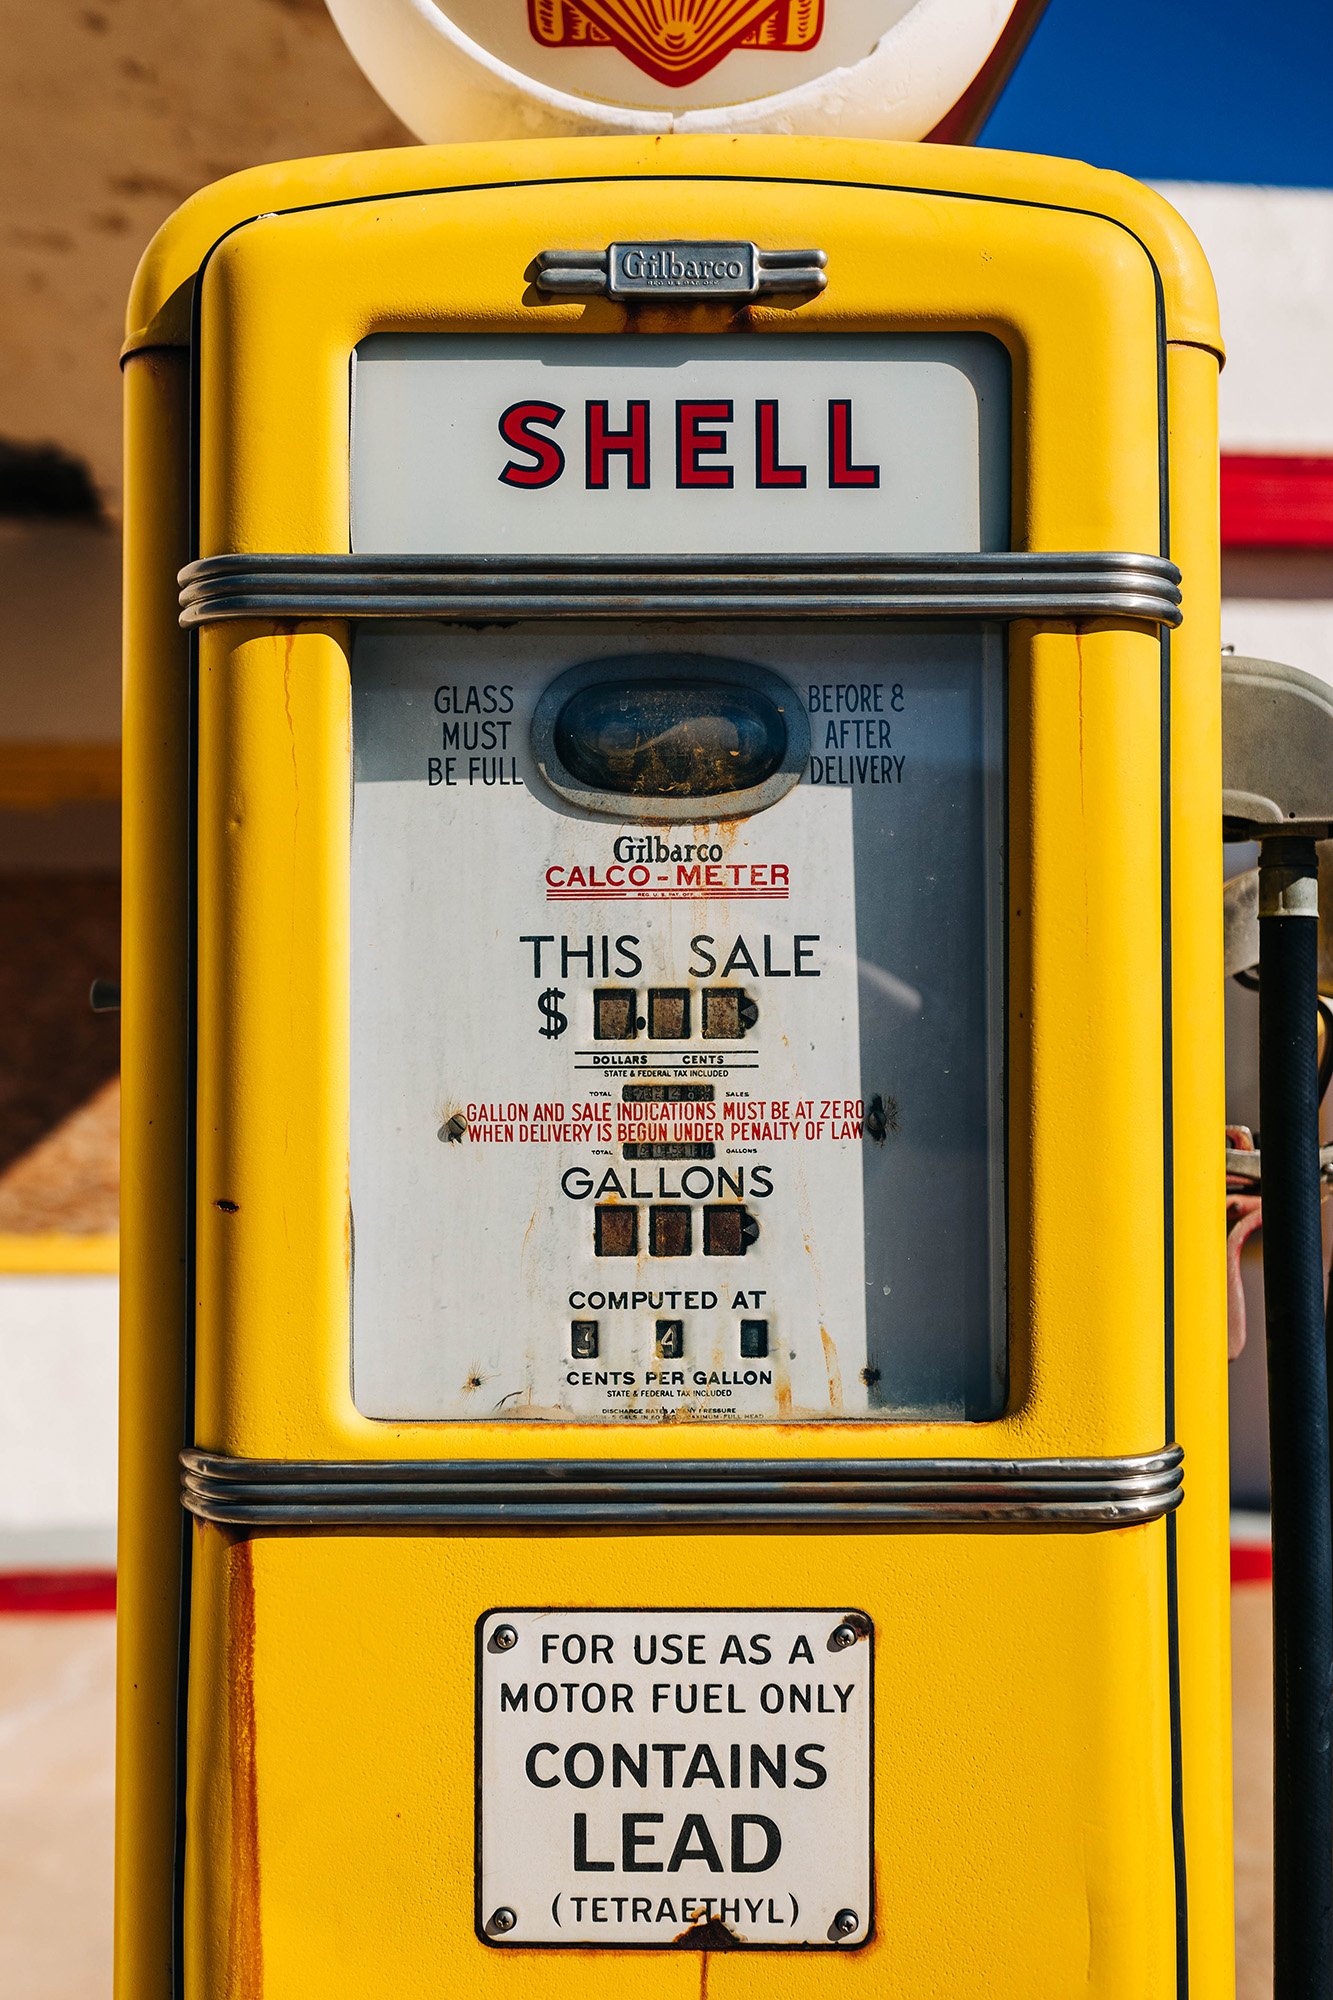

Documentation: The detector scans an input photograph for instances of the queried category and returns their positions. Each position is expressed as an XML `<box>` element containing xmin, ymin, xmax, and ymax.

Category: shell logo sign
<box><xmin>526</xmin><ymin>0</ymin><xmax>824</xmax><ymax>90</ymax></box>
<box><xmin>325</xmin><ymin>0</ymin><xmax>1045</xmax><ymax>142</ymax></box>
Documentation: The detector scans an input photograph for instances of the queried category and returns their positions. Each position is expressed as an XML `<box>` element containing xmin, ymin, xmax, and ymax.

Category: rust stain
<box><xmin>1074</xmin><ymin>630</ymin><xmax>1085</xmax><ymax>808</ymax></box>
<box><xmin>819</xmin><ymin>1324</ymin><xmax>844</xmax><ymax>1412</ymax></box>
<box><xmin>708</xmin><ymin>813</ymin><xmax>742</xmax><ymax>856</ymax></box>
<box><xmin>280</xmin><ymin>632</ymin><xmax>300</xmax><ymax>1232</ymax></box>
<box><xmin>226</xmin><ymin>1538</ymin><xmax>263</xmax><ymax>2000</ymax></box>
<box><xmin>1073</xmin><ymin>632</ymin><xmax>1090</xmax><ymax>930</ymax></box>
<box><xmin>674</xmin><ymin>1916</ymin><xmax>742</xmax><ymax>1949</ymax></box>
<box><xmin>281</xmin><ymin>631</ymin><xmax>300</xmax><ymax>817</ymax></box>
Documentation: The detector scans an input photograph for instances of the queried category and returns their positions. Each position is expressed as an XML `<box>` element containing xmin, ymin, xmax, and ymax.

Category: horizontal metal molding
<box><xmin>178</xmin><ymin>551</ymin><xmax>1184</xmax><ymax>630</ymax></box>
<box><xmin>181</xmin><ymin>1445</ymin><xmax>1183</xmax><ymax>1530</ymax></box>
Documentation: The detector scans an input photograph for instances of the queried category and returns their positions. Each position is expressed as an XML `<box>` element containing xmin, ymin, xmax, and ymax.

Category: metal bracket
<box><xmin>1222</xmin><ymin>653</ymin><xmax>1333</xmax><ymax>839</ymax></box>
<box><xmin>534</xmin><ymin>241</ymin><xmax>827</xmax><ymax>303</ymax></box>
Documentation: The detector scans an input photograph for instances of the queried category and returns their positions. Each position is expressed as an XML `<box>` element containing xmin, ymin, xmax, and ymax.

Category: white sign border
<box><xmin>474</xmin><ymin>1603</ymin><xmax>876</xmax><ymax>1952</ymax></box>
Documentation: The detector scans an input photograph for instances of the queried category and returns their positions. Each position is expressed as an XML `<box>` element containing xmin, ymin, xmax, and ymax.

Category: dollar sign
<box><xmin>537</xmin><ymin>987</ymin><xmax>568</xmax><ymax>1040</ymax></box>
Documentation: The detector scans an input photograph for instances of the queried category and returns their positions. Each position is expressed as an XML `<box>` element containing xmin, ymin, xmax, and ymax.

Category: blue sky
<box><xmin>979</xmin><ymin>0</ymin><xmax>1333</xmax><ymax>187</ymax></box>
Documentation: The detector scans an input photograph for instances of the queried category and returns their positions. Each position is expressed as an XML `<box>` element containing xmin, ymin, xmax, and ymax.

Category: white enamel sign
<box><xmin>348</xmin><ymin>333</ymin><xmax>1008</xmax><ymax>1426</ymax></box>
<box><xmin>351</xmin><ymin>333</ymin><xmax>1010</xmax><ymax>556</ymax></box>
<box><xmin>476</xmin><ymin>1608</ymin><xmax>872</xmax><ymax>1948</ymax></box>
<box><xmin>349</xmin><ymin>619</ymin><xmax>1005</xmax><ymax>1423</ymax></box>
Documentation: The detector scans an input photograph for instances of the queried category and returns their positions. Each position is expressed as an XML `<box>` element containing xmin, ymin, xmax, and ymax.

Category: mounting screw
<box><xmin>490</xmin><ymin>1624</ymin><xmax>518</xmax><ymax>1652</ymax></box>
<box><xmin>830</xmin><ymin>1909</ymin><xmax>859</xmax><ymax>1939</ymax></box>
<box><xmin>487</xmin><ymin>1907</ymin><xmax>517</xmax><ymax>1935</ymax></box>
<box><xmin>828</xmin><ymin>1611</ymin><xmax>872</xmax><ymax>1651</ymax></box>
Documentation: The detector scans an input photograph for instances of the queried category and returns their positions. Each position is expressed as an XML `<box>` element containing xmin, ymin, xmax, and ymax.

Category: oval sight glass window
<box><xmin>553</xmin><ymin>678</ymin><xmax>788</xmax><ymax>800</ymax></box>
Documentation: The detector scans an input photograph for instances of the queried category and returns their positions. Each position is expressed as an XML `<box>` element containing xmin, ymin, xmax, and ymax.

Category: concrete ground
<box><xmin>0</xmin><ymin>1587</ymin><xmax>1275</xmax><ymax>1997</ymax></box>
<box><xmin>1231</xmin><ymin>1582</ymin><xmax>1274</xmax><ymax>1997</ymax></box>
<box><xmin>1</xmin><ymin>1613</ymin><xmax>114</xmax><ymax>1999</ymax></box>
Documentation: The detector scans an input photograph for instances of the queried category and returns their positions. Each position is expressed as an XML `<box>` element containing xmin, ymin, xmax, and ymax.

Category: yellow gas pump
<box><xmin>117</xmin><ymin>137</ymin><xmax>1231</xmax><ymax>1998</ymax></box>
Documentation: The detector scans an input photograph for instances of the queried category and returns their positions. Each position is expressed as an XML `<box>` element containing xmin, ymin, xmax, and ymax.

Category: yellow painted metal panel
<box><xmin>192</xmin><ymin>619</ymin><xmax>1170</xmax><ymax>1463</ymax></box>
<box><xmin>116</xmin><ymin>348</ymin><xmax>192</xmax><ymax>2000</ymax></box>
<box><xmin>1164</xmin><ymin>338</ymin><xmax>1234</xmax><ymax>1998</ymax></box>
<box><xmin>185</xmin><ymin>1526</ymin><xmax>1178</xmax><ymax>2000</ymax></box>
<box><xmin>188</xmin><ymin>165</ymin><xmax>1172</xmax><ymax>1466</ymax></box>
<box><xmin>117</xmin><ymin>141</ymin><xmax>1230</xmax><ymax>1998</ymax></box>
<box><xmin>194</xmin><ymin>176</ymin><xmax>1164</xmax><ymax>561</ymax></box>
<box><xmin>123</xmin><ymin>137</ymin><xmax>1221</xmax><ymax>362</ymax></box>
<box><xmin>194</xmin><ymin>622</ymin><xmax>353</xmax><ymax>1460</ymax></box>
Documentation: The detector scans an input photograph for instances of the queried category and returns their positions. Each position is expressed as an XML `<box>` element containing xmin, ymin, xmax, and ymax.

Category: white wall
<box><xmin>0</xmin><ymin>1278</ymin><xmax>118</xmax><ymax>1567</ymax></box>
<box><xmin>1155</xmin><ymin>181</ymin><xmax>1333</xmax><ymax>455</ymax></box>
<box><xmin>1148</xmin><ymin>187</ymin><xmax>1333</xmax><ymax>706</ymax></box>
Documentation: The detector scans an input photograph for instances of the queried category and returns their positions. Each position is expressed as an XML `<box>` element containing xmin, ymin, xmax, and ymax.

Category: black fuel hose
<box><xmin>1259</xmin><ymin>834</ymin><xmax>1333</xmax><ymax>1995</ymax></box>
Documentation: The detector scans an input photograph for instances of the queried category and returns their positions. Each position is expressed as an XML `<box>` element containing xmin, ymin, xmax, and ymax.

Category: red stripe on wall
<box><xmin>0</xmin><ymin>1570</ymin><xmax>116</xmax><ymax>1614</ymax></box>
<box><xmin>0</xmin><ymin>1553</ymin><xmax>1278</xmax><ymax>1607</ymax></box>
<box><xmin>1230</xmin><ymin>1543</ymin><xmax>1273</xmax><ymax>1585</ymax></box>
<box><xmin>1221</xmin><ymin>454</ymin><xmax>1333</xmax><ymax>550</ymax></box>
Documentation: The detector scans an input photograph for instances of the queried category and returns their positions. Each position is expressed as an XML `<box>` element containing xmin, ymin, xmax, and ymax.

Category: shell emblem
<box><xmin>527</xmin><ymin>0</ymin><xmax>825</xmax><ymax>88</ymax></box>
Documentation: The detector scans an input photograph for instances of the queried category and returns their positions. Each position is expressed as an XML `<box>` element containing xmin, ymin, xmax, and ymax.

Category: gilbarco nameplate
<box><xmin>533</xmin><ymin>242</ymin><xmax>828</xmax><ymax>302</ymax></box>
<box><xmin>477</xmin><ymin>1607</ymin><xmax>873</xmax><ymax>1948</ymax></box>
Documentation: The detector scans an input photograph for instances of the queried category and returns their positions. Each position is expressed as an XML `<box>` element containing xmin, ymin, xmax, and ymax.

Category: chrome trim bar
<box><xmin>178</xmin><ymin>551</ymin><xmax>1183</xmax><ymax>630</ymax></box>
<box><xmin>181</xmin><ymin>1445</ymin><xmax>1183</xmax><ymax>1530</ymax></box>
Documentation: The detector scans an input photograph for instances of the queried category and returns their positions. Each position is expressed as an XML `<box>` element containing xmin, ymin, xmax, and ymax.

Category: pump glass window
<box><xmin>350</xmin><ymin>622</ymin><xmax>1005</xmax><ymax>1421</ymax></box>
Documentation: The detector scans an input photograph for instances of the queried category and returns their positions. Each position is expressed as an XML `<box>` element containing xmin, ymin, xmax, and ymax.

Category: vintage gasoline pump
<box><xmin>116</xmin><ymin>122</ymin><xmax>1236</xmax><ymax>2000</ymax></box>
